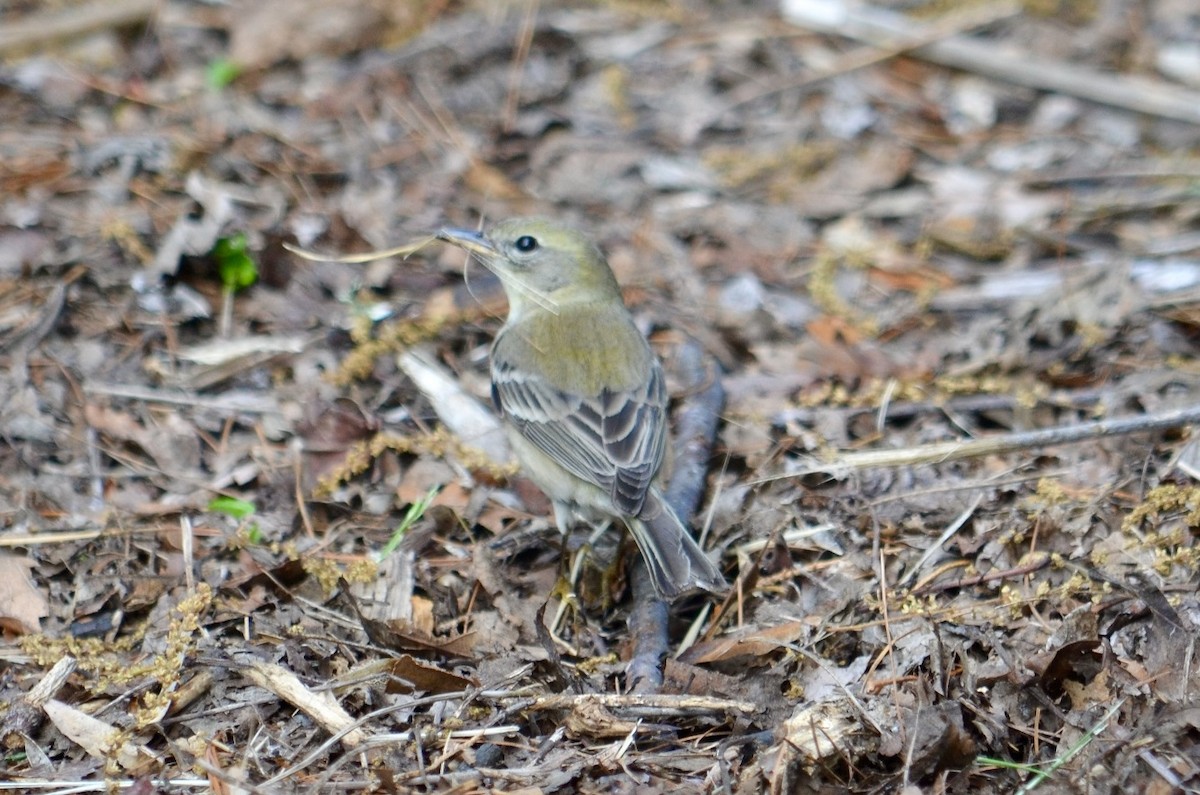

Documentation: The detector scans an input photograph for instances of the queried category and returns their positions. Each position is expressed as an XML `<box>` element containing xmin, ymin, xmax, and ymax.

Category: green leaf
<box><xmin>206</xmin><ymin>58</ymin><xmax>242</xmax><ymax>90</ymax></box>
<box><xmin>208</xmin><ymin>496</ymin><xmax>257</xmax><ymax>520</ymax></box>
<box><xmin>213</xmin><ymin>233</ymin><xmax>258</xmax><ymax>291</ymax></box>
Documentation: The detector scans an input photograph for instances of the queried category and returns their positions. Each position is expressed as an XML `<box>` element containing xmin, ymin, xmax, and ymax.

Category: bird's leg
<box><xmin>551</xmin><ymin>500</ymin><xmax>573</xmax><ymax>538</ymax></box>
<box><xmin>548</xmin><ymin>501</ymin><xmax>581</xmax><ymax>636</ymax></box>
<box><xmin>549</xmin><ymin>502</ymin><xmax>615</xmax><ymax>635</ymax></box>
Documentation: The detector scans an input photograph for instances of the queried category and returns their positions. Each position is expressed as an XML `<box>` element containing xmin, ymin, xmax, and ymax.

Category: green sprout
<box><xmin>378</xmin><ymin>485</ymin><xmax>440</xmax><ymax>560</ymax></box>
<box><xmin>205</xmin><ymin>58</ymin><xmax>242</xmax><ymax>90</ymax></box>
<box><xmin>211</xmin><ymin>233</ymin><xmax>259</xmax><ymax>337</ymax></box>
<box><xmin>977</xmin><ymin>699</ymin><xmax>1124</xmax><ymax>793</ymax></box>
<box><xmin>213</xmin><ymin>233</ymin><xmax>258</xmax><ymax>292</ymax></box>
<box><xmin>208</xmin><ymin>496</ymin><xmax>256</xmax><ymax>519</ymax></box>
<box><xmin>208</xmin><ymin>496</ymin><xmax>262</xmax><ymax>544</ymax></box>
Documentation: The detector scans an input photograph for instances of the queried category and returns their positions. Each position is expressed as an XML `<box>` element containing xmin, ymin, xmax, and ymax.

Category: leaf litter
<box><xmin>2</xmin><ymin>0</ymin><xmax>1200</xmax><ymax>792</ymax></box>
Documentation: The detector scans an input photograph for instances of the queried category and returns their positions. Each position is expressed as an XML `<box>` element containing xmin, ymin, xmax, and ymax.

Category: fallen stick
<box><xmin>782</xmin><ymin>0</ymin><xmax>1200</xmax><ymax>125</ymax></box>
<box><xmin>627</xmin><ymin>338</ymin><xmax>725</xmax><ymax>693</ymax></box>
<box><xmin>0</xmin><ymin>0</ymin><xmax>157</xmax><ymax>57</ymax></box>
<box><xmin>762</xmin><ymin>403</ymin><xmax>1200</xmax><ymax>481</ymax></box>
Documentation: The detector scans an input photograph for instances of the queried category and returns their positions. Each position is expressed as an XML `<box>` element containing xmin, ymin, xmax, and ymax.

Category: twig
<box><xmin>898</xmin><ymin>493</ymin><xmax>983</xmax><ymax>587</ymax></box>
<box><xmin>499</xmin><ymin>691</ymin><xmax>757</xmax><ymax>715</ymax></box>
<box><xmin>240</xmin><ymin>659</ymin><xmax>366</xmax><ymax>747</ymax></box>
<box><xmin>626</xmin><ymin>568</ymin><xmax>670</xmax><ymax>693</ymax></box>
<box><xmin>83</xmin><ymin>382</ymin><xmax>282</xmax><ymax>414</ymax></box>
<box><xmin>911</xmin><ymin>551</ymin><xmax>1052</xmax><ymax>595</ymax></box>
<box><xmin>761</xmin><ymin>404</ymin><xmax>1200</xmax><ymax>482</ymax></box>
<box><xmin>0</xmin><ymin>0</ymin><xmax>157</xmax><ymax>57</ymax></box>
<box><xmin>717</xmin><ymin>2</ymin><xmax>1021</xmax><ymax>120</ymax></box>
<box><xmin>503</xmin><ymin>0</ymin><xmax>539</xmax><ymax>132</ymax></box>
<box><xmin>0</xmin><ymin>656</ymin><xmax>78</xmax><ymax>744</ymax></box>
<box><xmin>664</xmin><ymin>340</ymin><xmax>726</xmax><ymax>525</ymax></box>
<box><xmin>774</xmin><ymin>387</ymin><xmax>1105</xmax><ymax>427</ymax></box>
<box><xmin>627</xmin><ymin>338</ymin><xmax>725</xmax><ymax>693</ymax></box>
<box><xmin>782</xmin><ymin>0</ymin><xmax>1200</xmax><ymax>125</ymax></box>
<box><xmin>0</xmin><ymin>528</ymin><xmax>105</xmax><ymax>547</ymax></box>
<box><xmin>0</xmin><ymin>781</ymin><xmax>211</xmax><ymax>792</ymax></box>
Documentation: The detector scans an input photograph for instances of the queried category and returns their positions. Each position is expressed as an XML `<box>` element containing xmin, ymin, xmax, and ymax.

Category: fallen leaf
<box><xmin>44</xmin><ymin>699</ymin><xmax>156</xmax><ymax>772</ymax></box>
<box><xmin>0</xmin><ymin>552</ymin><xmax>48</xmax><ymax>634</ymax></box>
<box><xmin>678</xmin><ymin>620</ymin><xmax>810</xmax><ymax>665</ymax></box>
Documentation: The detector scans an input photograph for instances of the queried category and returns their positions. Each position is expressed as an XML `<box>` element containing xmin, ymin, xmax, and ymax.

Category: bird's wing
<box><xmin>491</xmin><ymin>355</ymin><xmax>667</xmax><ymax>516</ymax></box>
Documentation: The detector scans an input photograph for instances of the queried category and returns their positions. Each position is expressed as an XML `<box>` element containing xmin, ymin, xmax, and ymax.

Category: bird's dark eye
<box><xmin>514</xmin><ymin>235</ymin><xmax>539</xmax><ymax>253</ymax></box>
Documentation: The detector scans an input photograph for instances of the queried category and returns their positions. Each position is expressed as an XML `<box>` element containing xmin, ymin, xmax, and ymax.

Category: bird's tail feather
<box><xmin>624</xmin><ymin>487</ymin><xmax>727</xmax><ymax>599</ymax></box>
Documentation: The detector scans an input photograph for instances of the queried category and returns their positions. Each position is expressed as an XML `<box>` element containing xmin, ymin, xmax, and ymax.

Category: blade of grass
<box><xmin>977</xmin><ymin>698</ymin><xmax>1125</xmax><ymax>793</ymax></box>
<box><xmin>377</xmin><ymin>485</ymin><xmax>440</xmax><ymax>560</ymax></box>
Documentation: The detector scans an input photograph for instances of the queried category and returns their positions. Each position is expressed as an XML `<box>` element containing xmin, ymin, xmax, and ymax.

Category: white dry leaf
<box><xmin>0</xmin><ymin>382</ymin><xmax>55</xmax><ymax>443</ymax></box>
<box><xmin>242</xmin><ymin>660</ymin><xmax>365</xmax><ymax>747</ymax></box>
<box><xmin>150</xmin><ymin>172</ymin><xmax>234</xmax><ymax>278</ymax></box>
<box><xmin>398</xmin><ymin>346</ymin><xmax>512</xmax><ymax>467</ymax></box>
<box><xmin>1131</xmin><ymin>258</ymin><xmax>1200</xmax><ymax>294</ymax></box>
<box><xmin>820</xmin><ymin>77</ymin><xmax>877</xmax><ymax>140</ymax></box>
<box><xmin>639</xmin><ymin>155</ymin><xmax>718</xmax><ymax>192</ymax></box>
<box><xmin>923</xmin><ymin>165</ymin><xmax>1060</xmax><ymax>233</ymax></box>
<box><xmin>43</xmin><ymin>699</ymin><xmax>156</xmax><ymax>772</ymax></box>
<box><xmin>1172</xmin><ymin>434</ymin><xmax>1200</xmax><ymax>482</ymax></box>
<box><xmin>1158</xmin><ymin>42</ymin><xmax>1200</xmax><ymax>87</ymax></box>
<box><xmin>768</xmin><ymin>696</ymin><xmax>867</xmax><ymax>774</ymax></box>
<box><xmin>797</xmin><ymin>653</ymin><xmax>871</xmax><ymax>705</ymax></box>
<box><xmin>175</xmin><ymin>334</ymin><xmax>310</xmax><ymax>366</ymax></box>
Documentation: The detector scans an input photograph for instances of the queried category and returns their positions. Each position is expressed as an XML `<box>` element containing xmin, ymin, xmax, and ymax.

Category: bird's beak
<box><xmin>436</xmin><ymin>227</ymin><xmax>498</xmax><ymax>259</ymax></box>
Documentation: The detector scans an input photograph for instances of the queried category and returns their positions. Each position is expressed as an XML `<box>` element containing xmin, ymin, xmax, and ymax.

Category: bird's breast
<box><xmin>496</xmin><ymin>306</ymin><xmax>654</xmax><ymax>397</ymax></box>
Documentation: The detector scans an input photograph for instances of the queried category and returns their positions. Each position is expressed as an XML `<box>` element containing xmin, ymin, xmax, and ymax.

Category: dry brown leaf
<box><xmin>83</xmin><ymin>403</ymin><xmax>201</xmax><ymax>478</ymax></box>
<box><xmin>662</xmin><ymin>658</ymin><xmax>743</xmax><ymax>698</ymax></box>
<box><xmin>463</xmin><ymin>159</ymin><xmax>530</xmax><ymax>202</ymax></box>
<box><xmin>354</xmin><ymin>607</ymin><xmax>478</xmax><ymax>659</ymax></box>
<box><xmin>330</xmin><ymin>655</ymin><xmax>478</xmax><ymax>695</ymax></box>
<box><xmin>678</xmin><ymin>620</ymin><xmax>809</xmax><ymax>665</ymax></box>
<box><xmin>806</xmin><ymin>315</ymin><xmax>865</xmax><ymax>347</ymax></box>
<box><xmin>380</xmin><ymin>618</ymin><xmax>477</xmax><ymax>658</ymax></box>
<box><xmin>868</xmin><ymin>265</ymin><xmax>956</xmax><ymax>294</ymax></box>
<box><xmin>228</xmin><ymin>0</ymin><xmax>389</xmax><ymax>69</ymax></box>
<box><xmin>381</xmin><ymin>654</ymin><xmax>478</xmax><ymax>695</ymax></box>
<box><xmin>0</xmin><ymin>552</ymin><xmax>48</xmax><ymax>634</ymax></box>
<box><xmin>1064</xmin><ymin>667</ymin><xmax>1114</xmax><ymax>711</ymax></box>
<box><xmin>410</xmin><ymin>594</ymin><xmax>435</xmax><ymax>636</ymax></box>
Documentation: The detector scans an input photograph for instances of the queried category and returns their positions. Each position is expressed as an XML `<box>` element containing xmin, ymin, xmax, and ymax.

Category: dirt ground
<box><xmin>3</xmin><ymin>0</ymin><xmax>1200</xmax><ymax>792</ymax></box>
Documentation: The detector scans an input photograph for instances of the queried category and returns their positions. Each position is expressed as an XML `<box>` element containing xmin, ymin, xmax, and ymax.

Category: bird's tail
<box><xmin>624</xmin><ymin>487</ymin><xmax>727</xmax><ymax>600</ymax></box>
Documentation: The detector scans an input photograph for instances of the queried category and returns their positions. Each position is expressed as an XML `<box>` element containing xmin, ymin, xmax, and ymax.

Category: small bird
<box><xmin>437</xmin><ymin>218</ymin><xmax>727</xmax><ymax>600</ymax></box>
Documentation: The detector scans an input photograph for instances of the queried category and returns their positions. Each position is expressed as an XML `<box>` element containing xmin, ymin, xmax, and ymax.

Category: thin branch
<box><xmin>782</xmin><ymin>0</ymin><xmax>1200</xmax><ymax>125</ymax></box>
<box><xmin>762</xmin><ymin>404</ymin><xmax>1200</xmax><ymax>482</ymax></box>
<box><xmin>628</xmin><ymin>338</ymin><xmax>725</xmax><ymax>693</ymax></box>
<box><xmin>718</xmin><ymin>2</ymin><xmax>1021</xmax><ymax>119</ymax></box>
<box><xmin>0</xmin><ymin>0</ymin><xmax>156</xmax><ymax>57</ymax></box>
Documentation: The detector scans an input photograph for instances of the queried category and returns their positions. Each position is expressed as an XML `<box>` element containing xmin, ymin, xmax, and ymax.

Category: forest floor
<box><xmin>3</xmin><ymin>0</ymin><xmax>1200</xmax><ymax>792</ymax></box>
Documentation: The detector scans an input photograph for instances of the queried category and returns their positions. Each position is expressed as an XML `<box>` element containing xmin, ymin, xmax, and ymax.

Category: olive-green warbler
<box><xmin>437</xmin><ymin>218</ymin><xmax>727</xmax><ymax>599</ymax></box>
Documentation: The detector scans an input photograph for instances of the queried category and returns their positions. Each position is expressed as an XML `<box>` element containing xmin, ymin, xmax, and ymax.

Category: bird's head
<box><xmin>438</xmin><ymin>217</ymin><xmax>621</xmax><ymax>320</ymax></box>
